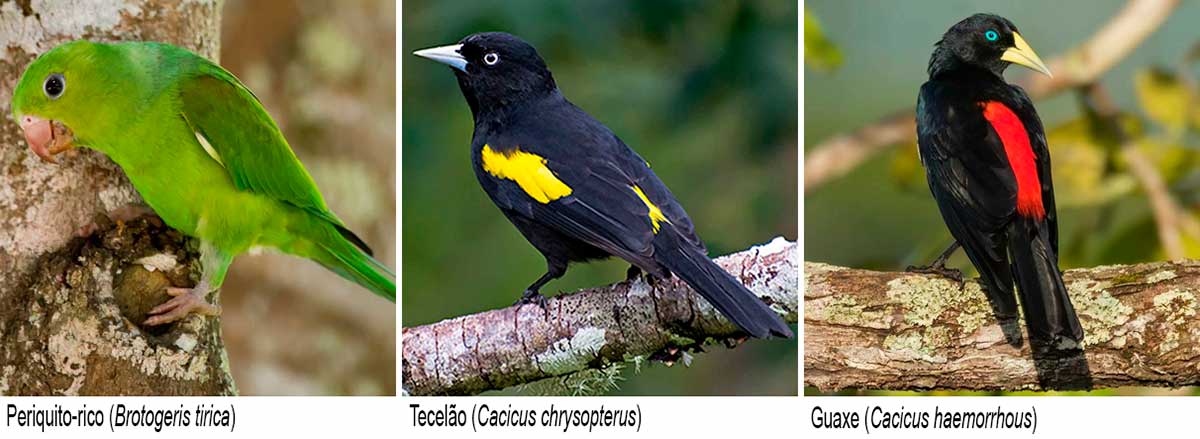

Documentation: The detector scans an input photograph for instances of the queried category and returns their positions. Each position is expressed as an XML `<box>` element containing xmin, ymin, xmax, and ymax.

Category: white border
<box><xmin>3</xmin><ymin>3</ymin><xmax>1198</xmax><ymax>439</ymax></box>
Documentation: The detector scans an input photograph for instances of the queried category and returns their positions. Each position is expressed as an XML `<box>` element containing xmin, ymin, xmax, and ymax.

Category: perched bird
<box><xmin>914</xmin><ymin>14</ymin><xmax>1083</xmax><ymax>347</ymax></box>
<box><xmin>11</xmin><ymin>41</ymin><xmax>395</xmax><ymax>325</ymax></box>
<box><xmin>414</xmin><ymin>32</ymin><xmax>791</xmax><ymax>338</ymax></box>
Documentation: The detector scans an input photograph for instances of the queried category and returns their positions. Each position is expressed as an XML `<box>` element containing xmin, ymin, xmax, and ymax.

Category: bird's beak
<box><xmin>18</xmin><ymin>114</ymin><xmax>75</xmax><ymax>164</ymax></box>
<box><xmin>1001</xmin><ymin>32</ymin><xmax>1053</xmax><ymax>78</ymax></box>
<box><xmin>413</xmin><ymin>44</ymin><xmax>468</xmax><ymax>72</ymax></box>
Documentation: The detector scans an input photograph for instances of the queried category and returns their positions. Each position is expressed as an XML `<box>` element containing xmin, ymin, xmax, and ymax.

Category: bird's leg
<box><xmin>625</xmin><ymin>265</ymin><xmax>642</xmax><ymax>282</ymax></box>
<box><xmin>516</xmin><ymin>262</ymin><xmax>566</xmax><ymax>310</ymax></box>
<box><xmin>627</xmin><ymin>264</ymin><xmax>665</xmax><ymax>287</ymax></box>
<box><xmin>144</xmin><ymin>241</ymin><xmax>231</xmax><ymax>326</ymax></box>
<box><xmin>906</xmin><ymin>241</ymin><xmax>964</xmax><ymax>287</ymax></box>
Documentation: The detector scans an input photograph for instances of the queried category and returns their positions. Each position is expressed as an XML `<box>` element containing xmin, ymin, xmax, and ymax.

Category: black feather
<box><xmin>431</xmin><ymin>32</ymin><xmax>790</xmax><ymax>338</ymax></box>
<box><xmin>917</xmin><ymin>15</ymin><xmax>1083</xmax><ymax>346</ymax></box>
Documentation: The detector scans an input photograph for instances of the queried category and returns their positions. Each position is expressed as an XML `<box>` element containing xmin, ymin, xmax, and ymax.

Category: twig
<box><xmin>402</xmin><ymin>239</ymin><xmax>799</xmax><ymax>396</ymax></box>
<box><xmin>804</xmin><ymin>0</ymin><xmax>1180</xmax><ymax>191</ymax></box>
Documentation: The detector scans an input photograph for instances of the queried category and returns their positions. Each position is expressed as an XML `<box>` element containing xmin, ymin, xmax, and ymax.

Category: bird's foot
<box><xmin>905</xmin><ymin>263</ymin><xmax>965</xmax><ymax>289</ymax></box>
<box><xmin>515</xmin><ymin>289</ymin><xmax>548</xmax><ymax>310</ymax></box>
<box><xmin>144</xmin><ymin>285</ymin><xmax>220</xmax><ymax>326</ymax></box>
<box><xmin>626</xmin><ymin>265</ymin><xmax>665</xmax><ymax>287</ymax></box>
<box><xmin>625</xmin><ymin>265</ymin><xmax>642</xmax><ymax>282</ymax></box>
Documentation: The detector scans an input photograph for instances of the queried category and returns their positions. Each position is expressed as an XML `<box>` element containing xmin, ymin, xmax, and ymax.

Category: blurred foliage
<box><xmin>806</xmin><ymin>1</ymin><xmax>1200</xmax><ymax>396</ymax></box>
<box><xmin>216</xmin><ymin>0</ymin><xmax>396</xmax><ymax>396</ymax></box>
<box><xmin>1136</xmin><ymin>66</ymin><xmax>1200</xmax><ymax>136</ymax></box>
<box><xmin>403</xmin><ymin>0</ymin><xmax>797</xmax><ymax>395</ymax></box>
<box><xmin>804</xmin><ymin>7</ymin><xmax>842</xmax><ymax>71</ymax></box>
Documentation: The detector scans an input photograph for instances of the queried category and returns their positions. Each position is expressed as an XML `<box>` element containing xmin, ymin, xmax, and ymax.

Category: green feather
<box><xmin>11</xmin><ymin>40</ymin><xmax>395</xmax><ymax>302</ymax></box>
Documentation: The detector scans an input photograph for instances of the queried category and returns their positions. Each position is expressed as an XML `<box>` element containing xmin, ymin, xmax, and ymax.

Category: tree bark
<box><xmin>0</xmin><ymin>0</ymin><xmax>232</xmax><ymax>395</ymax></box>
<box><xmin>805</xmin><ymin>260</ymin><xmax>1200</xmax><ymax>392</ymax></box>
<box><xmin>402</xmin><ymin>238</ymin><xmax>799</xmax><ymax>396</ymax></box>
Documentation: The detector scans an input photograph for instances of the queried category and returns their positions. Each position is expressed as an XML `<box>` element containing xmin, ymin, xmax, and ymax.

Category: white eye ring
<box><xmin>483</xmin><ymin>52</ymin><xmax>499</xmax><ymax>65</ymax></box>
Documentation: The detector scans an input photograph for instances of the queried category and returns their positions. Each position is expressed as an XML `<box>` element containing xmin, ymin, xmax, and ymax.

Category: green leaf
<box><xmin>1134</xmin><ymin>67</ymin><xmax>1192</xmax><ymax>136</ymax></box>
<box><xmin>804</xmin><ymin>8</ymin><xmax>842</xmax><ymax>72</ymax></box>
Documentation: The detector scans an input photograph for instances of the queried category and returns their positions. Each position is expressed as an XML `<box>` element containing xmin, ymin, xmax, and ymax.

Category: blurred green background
<box><xmin>805</xmin><ymin>0</ymin><xmax>1200</xmax><ymax>395</ymax></box>
<box><xmin>402</xmin><ymin>0</ymin><xmax>798</xmax><ymax>395</ymax></box>
<box><xmin>217</xmin><ymin>0</ymin><xmax>396</xmax><ymax>395</ymax></box>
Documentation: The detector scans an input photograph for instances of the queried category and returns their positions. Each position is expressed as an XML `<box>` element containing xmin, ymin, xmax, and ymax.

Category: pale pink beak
<box><xmin>19</xmin><ymin>115</ymin><xmax>74</xmax><ymax>163</ymax></box>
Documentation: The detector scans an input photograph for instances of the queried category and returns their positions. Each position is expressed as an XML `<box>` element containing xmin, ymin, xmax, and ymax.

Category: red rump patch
<box><xmin>981</xmin><ymin>101</ymin><xmax>1045</xmax><ymax>220</ymax></box>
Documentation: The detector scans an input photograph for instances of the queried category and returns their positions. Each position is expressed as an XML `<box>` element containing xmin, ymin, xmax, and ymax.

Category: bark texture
<box><xmin>402</xmin><ymin>238</ymin><xmax>799</xmax><ymax>396</ymax></box>
<box><xmin>805</xmin><ymin>261</ymin><xmax>1200</xmax><ymax>392</ymax></box>
<box><xmin>0</xmin><ymin>0</ymin><xmax>232</xmax><ymax>395</ymax></box>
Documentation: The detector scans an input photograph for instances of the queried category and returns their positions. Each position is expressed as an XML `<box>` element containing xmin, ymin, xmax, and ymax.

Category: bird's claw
<box><xmin>144</xmin><ymin>286</ymin><xmax>220</xmax><ymax>326</ymax></box>
<box><xmin>515</xmin><ymin>289</ymin><xmax>548</xmax><ymax>310</ymax></box>
<box><xmin>626</xmin><ymin>265</ymin><xmax>664</xmax><ymax>287</ymax></box>
<box><xmin>625</xmin><ymin>265</ymin><xmax>642</xmax><ymax>282</ymax></box>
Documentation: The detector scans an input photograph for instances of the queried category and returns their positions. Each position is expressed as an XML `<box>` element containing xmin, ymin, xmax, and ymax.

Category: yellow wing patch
<box><xmin>481</xmin><ymin>145</ymin><xmax>573</xmax><ymax>203</ymax></box>
<box><xmin>631</xmin><ymin>185</ymin><xmax>671</xmax><ymax>233</ymax></box>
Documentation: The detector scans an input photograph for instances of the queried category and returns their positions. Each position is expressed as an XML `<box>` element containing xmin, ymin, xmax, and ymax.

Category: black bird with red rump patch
<box><xmin>414</xmin><ymin>32</ymin><xmax>792</xmax><ymax>339</ymax></box>
<box><xmin>913</xmin><ymin>14</ymin><xmax>1083</xmax><ymax>348</ymax></box>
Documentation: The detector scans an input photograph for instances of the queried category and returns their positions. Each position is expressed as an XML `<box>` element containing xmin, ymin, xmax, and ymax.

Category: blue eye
<box><xmin>985</xmin><ymin>30</ymin><xmax>999</xmax><ymax>41</ymax></box>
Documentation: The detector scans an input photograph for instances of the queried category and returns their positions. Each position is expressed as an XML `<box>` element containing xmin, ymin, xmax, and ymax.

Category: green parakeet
<box><xmin>10</xmin><ymin>40</ymin><xmax>395</xmax><ymax>325</ymax></box>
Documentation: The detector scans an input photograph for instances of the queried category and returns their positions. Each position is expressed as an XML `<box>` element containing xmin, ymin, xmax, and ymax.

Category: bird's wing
<box><xmin>608</xmin><ymin>133</ymin><xmax>705</xmax><ymax>252</ymax></box>
<box><xmin>1006</xmin><ymin>85</ymin><xmax>1058</xmax><ymax>255</ymax></box>
<box><xmin>479</xmin><ymin>106</ymin><xmax>705</xmax><ymax>268</ymax></box>
<box><xmin>176</xmin><ymin>61</ymin><xmax>372</xmax><ymax>253</ymax></box>
<box><xmin>178</xmin><ymin>62</ymin><xmax>333</xmax><ymax>220</ymax></box>
<box><xmin>917</xmin><ymin>81</ymin><xmax>1017</xmax><ymax>283</ymax></box>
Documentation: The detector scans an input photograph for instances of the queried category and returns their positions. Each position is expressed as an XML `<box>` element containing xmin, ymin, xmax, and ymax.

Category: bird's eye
<box><xmin>483</xmin><ymin>52</ymin><xmax>499</xmax><ymax>66</ymax></box>
<box><xmin>984</xmin><ymin>30</ymin><xmax>999</xmax><ymax>42</ymax></box>
<box><xmin>43</xmin><ymin>73</ymin><xmax>65</xmax><ymax>99</ymax></box>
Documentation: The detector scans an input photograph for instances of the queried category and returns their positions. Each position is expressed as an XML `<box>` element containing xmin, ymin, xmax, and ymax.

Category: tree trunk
<box><xmin>0</xmin><ymin>0</ymin><xmax>233</xmax><ymax>395</ymax></box>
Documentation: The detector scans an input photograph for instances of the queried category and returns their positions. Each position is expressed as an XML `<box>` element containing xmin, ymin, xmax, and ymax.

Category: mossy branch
<box><xmin>805</xmin><ymin>260</ymin><xmax>1200</xmax><ymax>392</ymax></box>
<box><xmin>0</xmin><ymin>0</ymin><xmax>232</xmax><ymax>395</ymax></box>
<box><xmin>402</xmin><ymin>238</ymin><xmax>799</xmax><ymax>396</ymax></box>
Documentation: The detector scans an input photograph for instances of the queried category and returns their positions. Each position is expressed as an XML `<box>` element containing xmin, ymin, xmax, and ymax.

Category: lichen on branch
<box><xmin>805</xmin><ymin>260</ymin><xmax>1200</xmax><ymax>392</ymax></box>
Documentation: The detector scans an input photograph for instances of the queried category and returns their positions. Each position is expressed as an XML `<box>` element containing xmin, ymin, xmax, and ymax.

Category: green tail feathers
<box><xmin>306</xmin><ymin>220</ymin><xmax>396</xmax><ymax>302</ymax></box>
<box><xmin>320</xmin><ymin>242</ymin><xmax>396</xmax><ymax>301</ymax></box>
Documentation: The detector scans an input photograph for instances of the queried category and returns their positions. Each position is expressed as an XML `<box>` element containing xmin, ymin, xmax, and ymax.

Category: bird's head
<box><xmin>930</xmin><ymin>13</ymin><xmax>1052</xmax><ymax>79</ymax></box>
<box><xmin>413</xmin><ymin>32</ymin><xmax>557</xmax><ymax>118</ymax></box>
<box><xmin>10</xmin><ymin>40</ymin><xmax>114</xmax><ymax>164</ymax></box>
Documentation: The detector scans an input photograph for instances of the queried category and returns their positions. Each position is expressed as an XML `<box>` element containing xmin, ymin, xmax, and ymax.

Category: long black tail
<box><xmin>1008</xmin><ymin>217</ymin><xmax>1084</xmax><ymax>347</ymax></box>
<box><xmin>652</xmin><ymin>229</ymin><xmax>793</xmax><ymax>338</ymax></box>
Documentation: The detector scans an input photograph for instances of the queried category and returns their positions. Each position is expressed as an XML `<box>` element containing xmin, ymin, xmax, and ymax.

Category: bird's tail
<box><xmin>298</xmin><ymin>219</ymin><xmax>396</xmax><ymax>302</ymax></box>
<box><xmin>1007</xmin><ymin>217</ymin><xmax>1083</xmax><ymax>347</ymax></box>
<box><xmin>651</xmin><ymin>229</ymin><xmax>792</xmax><ymax>338</ymax></box>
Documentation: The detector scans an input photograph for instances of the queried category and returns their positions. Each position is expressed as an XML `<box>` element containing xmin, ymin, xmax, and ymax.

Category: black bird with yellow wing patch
<box><xmin>415</xmin><ymin>32</ymin><xmax>791</xmax><ymax>338</ymax></box>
